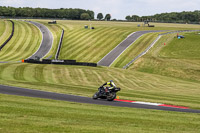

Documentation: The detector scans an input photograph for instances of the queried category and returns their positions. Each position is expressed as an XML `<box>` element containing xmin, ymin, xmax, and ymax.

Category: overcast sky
<box><xmin>0</xmin><ymin>0</ymin><xmax>199</xmax><ymax>19</ymax></box>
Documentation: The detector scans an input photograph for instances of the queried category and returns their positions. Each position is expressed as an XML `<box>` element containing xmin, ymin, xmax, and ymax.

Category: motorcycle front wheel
<box><xmin>92</xmin><ymin>92</ymin><xmax>99</xmax><ymax>99</ymax></box>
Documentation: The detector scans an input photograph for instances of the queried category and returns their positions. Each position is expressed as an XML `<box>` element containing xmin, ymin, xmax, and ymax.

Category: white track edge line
<box><xmin>42</xmin><ymin>24</ymin><xmax>54</xmax><ymax>59</ymax></box>
<box><xmin>133</xmin><ymin>101</ymin><xmax>162</xmax><ymax>106</ymax></box>
<box><xmin>26</xmin><ymin>21</ymin><xmax>44</xmax><ymax>59</ymax></box>
<box><xmin>108</xmin><ymin>33</ymin><xmax>145</xmax><ymax>67</ymax></box>
<box><xmin>123</xmin><ymin>35</ymin><xmax>162</xmax><ymax>69</ymax></box>
<box><xmin>97</xmin><ymin>32</ymin><xmax>136</xmax><ymax>64</ymax></box>
<box><xmin>109</xmin><ymin>31</ymin><xmax>160</xmax><ymax>67</ymax></box>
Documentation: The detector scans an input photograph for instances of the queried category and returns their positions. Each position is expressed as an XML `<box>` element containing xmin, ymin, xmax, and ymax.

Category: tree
<box><xmin>125</xmin><ymin>15</ymin><xmax>132</xmax><ymax>21</ymax></box>
<box><xmin>105</xmin><ymin>14</ymin><xmax>111</xmax><ymax>21</ymax></box>
<box><xmin>132</xmin><ymin>15</ymin><xmax>139</xmax><ymax>21</ymax></box>
<box><xmin>97</xmin><ymin>13</ymin><xmax>103</xmax><ymax>20</ymax></box>
<box><xmin>80</xmin><ymin>13</ymin><xmax>90</xmax><ymax>20</ymax></box>
<box><xmin>0</xmin><ymin>6</ymin><xmax>94</xmax><ymax>20</ymax></box>
<box><xmin>87</xmin><ymin>10</ymin><xmax>94</xmax><ymax>19</ymax></box>
<box><xmin>10</xmin><ymin>9</ymin><xmax>16</xmax><ymax>17</ymax></box>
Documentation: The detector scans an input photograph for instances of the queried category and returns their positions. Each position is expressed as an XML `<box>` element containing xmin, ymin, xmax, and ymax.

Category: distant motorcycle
<box><xmin>92</xmin><ymin>86</ymin><xmax>120</xmax><ymax>101</ymax></box>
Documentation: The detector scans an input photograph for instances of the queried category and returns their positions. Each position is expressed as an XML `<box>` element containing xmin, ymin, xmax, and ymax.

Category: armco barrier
<box><xmin>123</xmin><ymin>30</ymin><xmax>200</xmax><ymax>69</ymax></box>
<box><xmin>55</xmin><ymin>29</ymin><xmax>64</xmax><ymax>60</ymax></box>
<box><xmin>0</xmin><ymin>20</ymin><xmax>14</xmax><ymax>50</ymax></box>
<box><xmin>24</xmin><ymin>59</ymin><xmax>97</xmax><ymax>67</ymax></box>
<box><xmin>42</xmin><ymin>59</ymin><xmax>52</xmax><ymax>64</ymax></box>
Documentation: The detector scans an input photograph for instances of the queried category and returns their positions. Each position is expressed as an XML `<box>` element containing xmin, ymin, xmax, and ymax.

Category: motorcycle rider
<box><xmin>93</xmin><ymin>80</ymin><xmax>120</xmax><ymax>101</ymax></box>
<box><xmin>100</xmin><ymin>80</ymin><xmax>117</xmax><ymax>93</ymax></box>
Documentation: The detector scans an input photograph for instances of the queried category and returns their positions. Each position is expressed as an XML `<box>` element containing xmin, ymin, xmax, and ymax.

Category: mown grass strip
<box><xmin>55</xmin><ymin>29</ymin><xmax>64</xmax><ymax>59</ymax></box>
<box><xmin>132</xmin><ymin>32</ymin><xmax>200</xmax><ymax>82</ymax></box>
<box><xmin>0</xmin><ymin>19</ymin><xmax>6</xmax><ymax>37</ymax></box>
<box><xmin>111</xmin><ymin>33</ymin><xmax>159</xmax><ymax>68</ymax></box>
<box><xmin>35</xmin><ymin>21</ymin><xmax>62</xmax><ymax>59</ymax></box>
<box><xmin>0</xmin><ymin>20</ymin><xmax>41</xmax><ymax>61</ymax></box>
<box><xmin>32</xmin><ymin>20</ymin><xmax>200</xmax><ymax>64</ymax></box>
<box><xmin>0</xmin><ymin>63</ymin><xmax>200</xmax><ymax>109</ymax></box>
<box><xmin>0</xmin><ymin>20</ymin><xmax>14</xmax><ymax>50</ymax></box>
<box><xmin>0</xmin><ymin>94</ymin><xmax>200</xmax><ymax>133</ymax></box>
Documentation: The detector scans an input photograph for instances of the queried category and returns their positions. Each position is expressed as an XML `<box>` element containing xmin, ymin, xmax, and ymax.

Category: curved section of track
<box><xmin>0</xmin><ymin>85</ymin><xmax>199</xmax><ymax>113</ymax></box>
<box><xmin>27</xmin><ymin>21</ymin><xmax>53</xmax><ymax>59</ymax></box>
<box><xmin>123</xmin><ymin>30</ymin><xmax>200</xmax><ymax>69</ymax></box>
<box><xmin>98</xmin><ymin>30</ymin><xmax>164</xmax><ymax>67</ymax></box>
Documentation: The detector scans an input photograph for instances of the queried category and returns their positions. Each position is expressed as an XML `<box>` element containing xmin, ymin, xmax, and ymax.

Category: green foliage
<box><xmin>126</xmin><ymin>10</ymin><xmax>200</xmax><ymax>23</ymax></box>
<box><xmin>105</xmin><ymin>14</ymin><xmax>111</xmax><ymax>21</ymax></box>
<box><xmin>125</xmin><ymin>15</ymin><xmax>132</xmax><ymax>21</ymax></box>
<box><xmin>126</xmin><ymin>15</ymin><xmax>140</xmax><ymax>21</ymax></box>
<box><xmin>0</xmin><ymin>6</ymin><xmax>94</xmax><ymax>20</ymax></box>
<box><xmin>97</xmin><ymin>13</ymin><xmax>103</xmax><ymax>20</ymax></box>
<box><xmin>80</xmin><ymin>13</ymin><xmax>91</xmax><ymax>20</ymax></box>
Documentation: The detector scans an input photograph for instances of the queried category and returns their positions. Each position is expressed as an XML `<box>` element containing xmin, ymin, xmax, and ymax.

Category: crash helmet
<box><xmin>110</xmin><ymin>80</ymin><xmax>113</xmax><ymax>82</ymax></box>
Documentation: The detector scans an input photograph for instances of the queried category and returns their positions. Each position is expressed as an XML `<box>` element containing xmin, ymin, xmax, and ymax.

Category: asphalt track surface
<box><xmin>0</xmin><ymin>84</ymin><xmax>200</xmax><ymax>113</ymax></box>
<box><xmin>0</xmin><ymin>61</ymin><xmax>20</xmax><ymax>63</ymax></box>
<box><xmin>28</xmin><ymin>21</ymin><xmax>53</xmax><ymax>59</ymax></box>
<box><xmin>98</xmin><ymin>30</ymin><xmax>164</xmax><ymax>66</ymax></box>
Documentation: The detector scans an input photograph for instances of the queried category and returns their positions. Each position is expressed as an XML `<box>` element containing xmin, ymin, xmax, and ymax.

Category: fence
<box><xmin>24</xmin><ymin>59</ymin><xmax>97</xmax><ymax>67</ymax></box>
<box><xmin>123</xmin><ymin>30</ymin><xmax>200</xmax><ymax>69</ymax></box>
<box><xmin>55</xmin><ymin>29</ymin><xmax>64</xmax><ymax>60</ymax></box>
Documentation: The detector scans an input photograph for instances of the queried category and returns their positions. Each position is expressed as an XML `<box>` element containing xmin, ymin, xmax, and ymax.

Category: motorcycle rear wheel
<box><xmin>107</xmin><ymin>92</ymin><xmax>116</xmax><ymax>101</ymax></box>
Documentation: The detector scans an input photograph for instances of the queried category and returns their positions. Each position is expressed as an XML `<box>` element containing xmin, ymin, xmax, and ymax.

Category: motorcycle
<box><xmin>92</xmin><ymin>86</ymin><xmax>120</xmax><ymax>101</ymax></box>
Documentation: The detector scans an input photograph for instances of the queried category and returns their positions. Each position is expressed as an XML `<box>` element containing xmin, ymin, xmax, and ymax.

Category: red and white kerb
<box><xmin>114</xmin><ymin>99</ymin><xmax>189</xmax><ymax>109</ymax></box>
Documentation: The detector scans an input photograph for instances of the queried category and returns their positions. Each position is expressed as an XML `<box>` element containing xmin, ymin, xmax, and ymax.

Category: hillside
<box><xmin>0</xmin><ymin>62</ymin><xmax>200</xmax><ymax>109</ymax></box>
<box><xmin>0</xmin><ymin>20</ymin><xmax>200</xmax><ymax>132</ymax></box>
<box><xmin>1</xmin><ymin>94</ymin><xmax>200</xmax><ymax>133</ymax></box>
<box><xmin>131</xmin><ymin>32</ymin><xmax>200</xmax><ymax>82</ymax></box>
<box><xmin>35</xmin><ymin>20</ymin><xmax>200</xmax><ymax>63</ymax></box>
<box><xmin>0</xmin><ymin>20</ymin><xmax>12</xmax><ymax>46</ymax></box>
<box><xmin>0</xmin><ymin>20</ymin><xmax>199</xmax><ymax>108</ymax></box>
<box><xmin>0</xmin><ymin>20</ymin><xmax>42</xmax><ymax>61</ymax></box>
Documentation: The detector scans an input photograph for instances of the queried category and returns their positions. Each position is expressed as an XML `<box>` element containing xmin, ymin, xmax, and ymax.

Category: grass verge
<box><xmin>0</xmin><ymin>20</ymin><xmax>42</xmax><ymax>61</ymax></box>
<box><xmin>31</xmin><ymin>20</ymin><xmax>200</xmax><ymax>63</ymax></box>
<box><xmin>0</xmin><ymin>19</ymin><xmax>12</xmax><ymax>46</ymax></box>
<box><xmin>0</xmin><ymin>63</ymin><xmax>200</xmax><ymax>109</ymax></box>
<box><xmin>131</xmin><ymin>32</ymin><xmax>200</xmax><ymax>82</ymax></box>
<box><xmin>0</xmin><ymin>94</ymin><xmax>200</xmax><ymax>133</ymax></box>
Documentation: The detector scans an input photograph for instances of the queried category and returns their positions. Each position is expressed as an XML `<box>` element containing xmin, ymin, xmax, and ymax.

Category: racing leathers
<box><xmin>101</xmin><ymin>80</ymin><xmax>116</xmax><ymax>90</ymax></box>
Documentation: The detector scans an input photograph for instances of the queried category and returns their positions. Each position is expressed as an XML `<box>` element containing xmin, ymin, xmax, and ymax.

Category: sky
<box><xmin>0</xmin><ymin>0</ymin><xmax>199</xmax><ymax>19</ymax></box>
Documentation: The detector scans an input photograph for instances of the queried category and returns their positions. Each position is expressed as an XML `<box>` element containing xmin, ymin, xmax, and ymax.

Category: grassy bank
<box><xmin>0</xmin><ymin>63</ymin><xmax>200</xmax><ymax>109</ymax></box>
<box><xmin>0</xmin><ymin>20</ymin><xmax>42</xmax><ymax>61</ymax></box>
<box><xmin>0</xmin><ymin>19</ymin><xmax>12</xmax><ymax>46</ymax></box>
<box><xmin>0</xmin><ymin>20</ymin><xmax>200</xmax><ymax>132</ymax></box>
<box><xmin>0</xmin><ymin>94</ymin><xmax>199</xmax><ymax>133</ymax></box>
<box><xmin>111</xmin><ymin>33</ymin><xmax>159</xmax><ymax>68</ymax></box>
<box><xmin>33</xmin><ymin>20</ymin><xmax>200</xmax><ymax>63</ymax></box>
<box><xmin>131</xmin><ymin>32</ymin><xmax>200</xmax><ymax>82</ymax></box>
<box><xmin>34</xmin><ymin>20</ymin><xmax>63</xmax><ymax>59</ymax></box>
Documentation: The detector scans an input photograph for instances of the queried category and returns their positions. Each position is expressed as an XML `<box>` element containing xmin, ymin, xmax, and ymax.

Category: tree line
<box><xmin>97</xmin><ymin>13</ymin><xmax>111</xmax><ymax>21</ymax></box>
<box><xmin>126</xmin><ymin>10</ymin><xmax>200</xmax><ymax>24</ymax></box>
<box><xmin>0</xmin><ymin>6</ymin><xmax>94</xmax><ymax>20</ymax></box>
